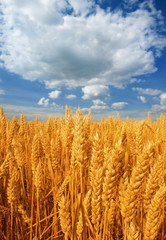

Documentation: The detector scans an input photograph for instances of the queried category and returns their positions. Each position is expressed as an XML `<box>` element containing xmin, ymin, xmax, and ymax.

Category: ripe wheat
<box><xmin>0</xmin><ymin>106</ymin><xmax>165</xmax><ymax>239</ymax></box>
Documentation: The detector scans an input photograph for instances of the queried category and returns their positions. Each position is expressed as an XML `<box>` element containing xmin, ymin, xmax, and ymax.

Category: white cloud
<box><xmin>82</xmin><ymin>85</ymin><xmax>110</xmax><ymax>100</ymax></box>
<box><xmin>91</xmin><ymin>105</ymin><xmax>109</xmax><ymax>111</ymax></box>
<box><xmin>111</xmin><ymin>102</ymin><xmax>128</xmax><ymax>109</ymax></box>
<box><xmin>152</xmin><ymin>104</ymin><xmax>166</xmax><ymax>111</ymax></box>
<box><xmin>92</xmin><ymin>99</ymin><xmax>106</xmax><ymax>105</ymax></box>
<box><xmin>68</xmin><ymin>0</ymin><xmax>95</xmax><ymax>16</ymax></box>
<box><xmin>66</xmin><ymin>94</ymin><xmax>77</xmax><ymax>99</ymax></box>
<box><xmin>48</xmin><ymin>90</ymin><xmax>61</xmax><ymax>99</ymax></box>
<box><xmin>45</xmin><ymin>81</ymin><xmax>63</xmax><ymax>89</ymax></box>
<box><xmin>81</xmin><ymin>107</ymin><xmax>90</xmax><ymax>112</ymax></box>
<box><xmin>1</xmin><ymin>1</ymin><xmax>166</xmax><ymax>88</ymax></box>
<box><xmin>51</xmin><ymin>102</ymin><xmax>64</xmax><ymax>110</ymax></box>
<box><xmin>137</xmin><ymin>95</ymin><xmax>146</xmax><ymax>103</ymax></box>
<box><xmin>152</xmin><ymin>92</ymin><xmax>166</xmax><ymax>112</ymax></box>
<box><xmin>160</xmin><ymin>93</ymin><xmax>166</xmax><ymax>106</ymax></box>
<box><xmin>0</xmin><ymin>90</ymin><xmax>5</xmax><ymax>95</ymax></box>
<box><xmin>38</xmin><ymin>97</ymin><xmax>49</xmax><ymax>107</ymax></box>
<box><xmin>82</xmin><ymin>98</ymin><xmax>109</xmax><ymax>112</ymax></box>
<box><xmin>132</xmin><ymin>87</ymin><xmax>162</xmax><ymax>95</ymax></box>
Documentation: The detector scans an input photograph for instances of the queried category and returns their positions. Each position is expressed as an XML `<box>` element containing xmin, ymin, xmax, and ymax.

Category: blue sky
<box><xmin>0</xmin><ymin>0</ymin><xmax>166</xmax><ymax>120</ymax></box>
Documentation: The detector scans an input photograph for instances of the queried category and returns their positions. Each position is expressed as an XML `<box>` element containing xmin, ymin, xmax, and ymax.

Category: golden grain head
<box><xmin>0</xmin><ymin>106</ymin><xmax>165</xmax><ymax>240</ymax></box>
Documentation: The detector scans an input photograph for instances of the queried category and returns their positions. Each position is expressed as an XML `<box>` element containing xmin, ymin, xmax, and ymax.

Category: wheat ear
<box><xmin>91</xmin><ymin>167</ymin><xmax>103</xmax><ymax>231</ymax></box>
<box><xmin>0</xmin><ymin>153</ymin><xmax>10</xmax><ymax>178</ymax></box>
<box><xmin>59</xmin><ymin>195</ymin><xmax>72</xmax><ymax>238</ymax></box>
<box><xmin>121</xmin><ymin>143</ymin><xmax>154</xmax><ymax>222</ymax></box>
<box><xmin>102</xmin><ymin>140</ymin><xmax>125</xmax><ymax>206</ymax></box>
<box><xmin>7</xmin><ymin>167</ymin><xmax>20</xmax><ymax>206</ymax></box>
<box><xmin>144</xmin><ymin>185</ymin><xmax>166</xmax><ymax>240</ymax></box>
<box><xmin>128</xmin><ymin>221</ymin><xmax>140</xmax><ymax>240</ymax></box>
<box><xmin>18</xmin><ymin>204</ymin><xmax>31</xmax><ymax>225</ymax></box>
<box><xmin>144</xmin><ymin>155</ymin><xmax>164</xmax><ymax>214</ymax></box>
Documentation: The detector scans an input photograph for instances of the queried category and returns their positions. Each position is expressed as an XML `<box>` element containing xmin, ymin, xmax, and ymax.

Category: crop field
<box><xmin>0</xmin><ymin>106</ymin><xmax>166</xmax><ymax>240</ymax></box>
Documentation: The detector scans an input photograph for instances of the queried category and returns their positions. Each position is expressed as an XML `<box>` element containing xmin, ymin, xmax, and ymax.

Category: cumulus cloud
<box><xmin>92</xmin><ymin>99</ymin><xmax>106</xmax><ymax>105</ymax></box>
<box><xmin>82</xmin><ymin>85</ymin><xmax>110</xmax><ymax>100</ymax></box>
<box><xmin>0</xmin><ymin>90</ymin><xmax>5</xmax><ymax>95</ymax></box>
<box><xmin>38</xmin><ymin>97</ymin><xmax>49</xmax><ymax>107</ymax></box>
<box><xmin>68</xmin><ymin>0</ymin><xmax>95</xmax><ymax>16</ymax></box>
<box><xmin>66</xmin><ymin>94</ymin><xmax>77</xmax><ymax>99</ymax></box>
<box><xmin>152</xmin><ymin>92</ymin><xmax>166</xmax><ymax>112</ymax></box>
<box><xmin>89</xmin><ymin>98</ymin><xmax>109</xmax><ymax>112</ymax></box>
<box><xmin>137</xmin><ymin>95</ymin><xmax>146</xmax><ymax>103</ymax></box>
<box><xmin>111</xmin><ymin>102</ymin><xmax>128</xmax><ymax>109</ymax></box>
<box><xmin>91</xmin><ymin>105</ymin><xmax>109</xmax><ymax>111</ymax></box>
<box><xmin>48</xmin><ymin>90</ymin><xmax>61</xmax><ymax>99</ymax></box>
<box><xmin>1</xmin><ymin>0</ymin><xmax>166</xmax><ymax>88</ymax></box>
<box><xmin>160</xmin><ymin>93</ymin><xmax>166</xmax><ymax>106</ymax></box>
<box><xmin>152</xmin><ymin>104</ymin><xmax>166</xmax><ymax>111</ymax></box>
<box><xmin>132</xmin><ymin>87</ymin><xmax>162</xmax><ymax>95</ymax></box>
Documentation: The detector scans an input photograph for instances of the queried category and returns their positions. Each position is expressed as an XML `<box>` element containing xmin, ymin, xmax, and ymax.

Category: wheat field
<box><xmin>0</xmin><ymin>106</ymin><xmax>166</xmax><ymax>240</ymax></box>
